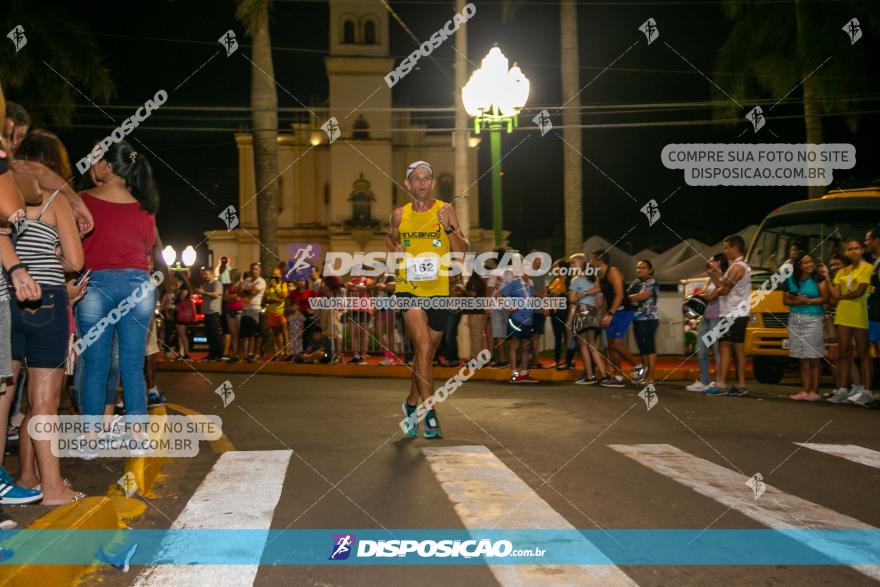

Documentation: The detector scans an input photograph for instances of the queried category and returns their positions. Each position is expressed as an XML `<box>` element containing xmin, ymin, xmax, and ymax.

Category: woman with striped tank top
<box><xmin>8</xmin><ymin>130</ymin><xmax>85</xmax><ymax>505</ymax></box>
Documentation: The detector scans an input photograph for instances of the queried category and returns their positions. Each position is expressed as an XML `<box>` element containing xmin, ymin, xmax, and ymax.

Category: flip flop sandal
<box><xmin>34</xmin><ymin>478</ymin><xmax>73</xmax><ymax>491</ymax></box>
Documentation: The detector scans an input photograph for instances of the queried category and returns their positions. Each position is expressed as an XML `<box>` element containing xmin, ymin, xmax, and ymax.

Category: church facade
<box><xmin>207</xmin><ymin>0</ymin><xmax>494</xmax><ymax>272</ymax></box>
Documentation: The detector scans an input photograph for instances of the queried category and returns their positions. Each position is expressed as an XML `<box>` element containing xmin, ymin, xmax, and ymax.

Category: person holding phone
<box><xmin>782</xmin><ymin>252</ymin><xmax>828</xmax><ymax>401</ymax></box>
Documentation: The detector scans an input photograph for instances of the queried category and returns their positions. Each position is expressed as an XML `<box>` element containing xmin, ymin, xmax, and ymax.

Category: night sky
<box><xmin>5</xmin><ymin>0</ymin><xmax>880</xmax><ymax>261</ymax></box>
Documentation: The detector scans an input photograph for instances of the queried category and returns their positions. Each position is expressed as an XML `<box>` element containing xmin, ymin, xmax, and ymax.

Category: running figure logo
<box><xmin>640</xmin><ymin>199</ymin><xmax>660</xmax><ymax>227</ymax></box>
<box><xmin>639</xmin><ymin>18</ymin><xmax>659</xmax><ymax>45</ymax></box>
<box><xmin>321</xmin><ymin>117</ymin><xmax>341</xmax><ymax>144</ymax></box>
<box><xmin>532</xmin><ymin>110</ymin><xmax>552</xmax><ymax>136</ymax></box>
<box><xmin>329</xmin><ymin>533</ymin><xmax>356</xmax><ymax>560</ymax></box>
<box><xmin>219</xmin><ymin>205</ymin><xmax>239</xmax><ymax>231</ymax></box>
<box><xmin>842</xmin><ymin>18</ymin><xmax>862</xmax><ymax>45</ymax></box>
<box><xmin>286</xmin><ymin>245</ymin><xmax>316</xmax><ymax>280</ymax></box>
<box><xmin>6</xmin><ymin>25</ymin><xmax>26</xmax><ymax>52</ymax></box>
<box><xmin>219</xmin><ymin>30</ymin><xmax>238</xmax><ymax>56</ymax></box>
<box><xmin>746</xmin><ymin>106</ymin><xmax>765</xmax><ymax>133</ymax></box>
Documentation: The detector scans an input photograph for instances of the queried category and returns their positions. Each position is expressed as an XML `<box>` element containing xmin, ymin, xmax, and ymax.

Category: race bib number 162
<box><xmin>407</xmin><ymin>255</ymin><xmax>439</xmax><ymax>281</ymax></box>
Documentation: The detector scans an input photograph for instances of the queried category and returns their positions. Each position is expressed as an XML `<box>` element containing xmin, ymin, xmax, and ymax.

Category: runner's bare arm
<box><xmin>387</xmin><ymin>207</ymin><xmax>404</xmax><ymax>252</ymax></box>
<box><xmin>438</xmin><ymin>203</ymin><xmax>469</xmax><ymax>254</ymax></box>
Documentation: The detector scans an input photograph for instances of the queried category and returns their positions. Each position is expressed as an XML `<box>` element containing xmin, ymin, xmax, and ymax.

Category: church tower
<box><xmin>325</xmin><ymin>1</ymin><xmax>395</xmax><ymax>230</ymax></box>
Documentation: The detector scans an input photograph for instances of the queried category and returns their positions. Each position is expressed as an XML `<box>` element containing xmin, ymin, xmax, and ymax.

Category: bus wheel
<box><xmin>753</xmin><ymin>357</ymin><xmax>785</xmax><ymax>384</ymax></box>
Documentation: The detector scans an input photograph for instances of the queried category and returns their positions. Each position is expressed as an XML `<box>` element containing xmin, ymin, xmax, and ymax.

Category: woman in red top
<box><xmin>75</xmin><ymin>141</ymin><xmax>159</xmax><ymax>449</ymax></box>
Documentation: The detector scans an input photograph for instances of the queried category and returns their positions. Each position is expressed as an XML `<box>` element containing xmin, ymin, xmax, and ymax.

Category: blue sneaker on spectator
<box><xmin>0</xmin><ymin>480</ymin><xmax>42</xmax><ymax>505</ymax></box>
<box><xmin>703</xmin><ymin>382</ymin><xmax>727</xmax><ymax>396</ymax></box>
<box><xmin>147</xmin><ymin>390</ymin><xmax>167</xmax><ymax>407</ymax></box>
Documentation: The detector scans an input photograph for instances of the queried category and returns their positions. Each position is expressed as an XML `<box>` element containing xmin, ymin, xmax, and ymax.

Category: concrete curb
<box><xmin>157</xmin><ymin>358</ymin><xmax>753</xmax><ymax>383</ymax></box>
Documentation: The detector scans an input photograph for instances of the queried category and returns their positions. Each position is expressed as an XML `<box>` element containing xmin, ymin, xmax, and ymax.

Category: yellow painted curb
<box><xmin>0</xmin><ymin>402</ymin><xmax>220</xmax><ymax>587</ymax></box>
<box><xmin>0</xmin><ymin>496</ymin><xmax>130</xmax><ymax>587</ymax></box>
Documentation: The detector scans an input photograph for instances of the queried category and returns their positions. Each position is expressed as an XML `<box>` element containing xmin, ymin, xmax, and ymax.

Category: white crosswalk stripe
<box><xmin>796</xmin><ymin>443</ymin><xmax>880</xmax><ymax>470</ymax></box>
<box><xmin>133</xmin><ymin>450</ymin><xmax>292</xmax><ymax>587</ymax></box>
<box><xmin>128</xmin><ymin>441</ymin><xmax>880</xmax><ymax>585</ymax></box>
<box><xmin>609</xmin><ymin>443</ymin><xmax>880</xmax><ymax>582</ymax></box>
<box><xmin>422</xmin><ymin>445</ymin><xmax>638</xmax><ymax>587</ymax></box>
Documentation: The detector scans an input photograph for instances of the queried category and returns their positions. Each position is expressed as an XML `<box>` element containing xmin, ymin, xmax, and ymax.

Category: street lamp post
<box><xmin>462</xmin><ymin>46</ymin><xmax>529</xmax><ymax>247</ymax></box>
<box><xmin>163</xmin><ymin>245</ymin><xmax>198</xmax><ymax>272</ymax></box>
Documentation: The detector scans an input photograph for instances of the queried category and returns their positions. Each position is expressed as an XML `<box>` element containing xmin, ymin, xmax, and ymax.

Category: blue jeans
<box><xmin>697</xmin><ymin>317</ymin><xmax>721</xmax><ymax>385</ymax></box>
<box><xmin>76</xmin><ymin>269</ymin><xmax>155</xmax><ymax>420</ymax></box>
<box><xmin>73</xmin><ymin>331</ymin><xmax>120</xmax><ymax>410</ymax></box>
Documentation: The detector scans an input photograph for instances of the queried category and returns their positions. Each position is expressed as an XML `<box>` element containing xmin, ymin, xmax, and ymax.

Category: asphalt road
<box><xmin>16</xmin><ymin>371</ymin><xmax>880</xmax><ymax>586</ymax></box>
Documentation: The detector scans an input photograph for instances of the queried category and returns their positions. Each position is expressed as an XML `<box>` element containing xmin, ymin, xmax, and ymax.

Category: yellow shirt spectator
<box><xmin>833</xmin><ymin>261</ymin><xmax>872</xmax><ymax>328</ymax></box>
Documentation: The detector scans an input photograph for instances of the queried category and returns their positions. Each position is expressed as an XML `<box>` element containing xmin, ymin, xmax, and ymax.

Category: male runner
<box><xmin>388</xmin><ymin>161</ymin><xmax>468</xmax><ymax>438</ymax></box>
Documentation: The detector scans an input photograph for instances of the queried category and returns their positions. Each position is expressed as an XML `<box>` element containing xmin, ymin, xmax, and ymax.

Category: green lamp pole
<box><xmin>462</xmin><ymin>47</ymin><xmax>530</xmax><ymax>248</ymax></box>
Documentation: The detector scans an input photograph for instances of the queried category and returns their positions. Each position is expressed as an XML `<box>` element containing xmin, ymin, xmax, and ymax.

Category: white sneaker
<box><xmin>632</xmin><ymin>365</ymin><xmax>646</xmax><ymax>382</ymax></box>
<box><xmin>378</xmin><ymin>358</ymin><xmax>394</xmax><ymax>366</ymax></box>
<box><xmin>686</xmin><ymin>380</ymin><xmax>708</xmax><ymax>392</ymax></box>
<box><xmin>848</xmin><ymin>388</ymin><xmax>877</xmax><ymax>406</ymax></box>
<box><xmin>827</xmin><ymin>387</ymin><xmax>856</xmax><ymax>404</ymax></box>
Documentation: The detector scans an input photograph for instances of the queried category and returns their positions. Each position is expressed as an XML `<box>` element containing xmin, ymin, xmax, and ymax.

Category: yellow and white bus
<box><xmin>745</xmin><ymin>187</ymin><xmax>880</xmax><ymax>383</ymax></box>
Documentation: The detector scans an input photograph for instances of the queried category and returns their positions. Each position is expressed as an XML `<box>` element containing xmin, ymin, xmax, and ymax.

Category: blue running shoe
<box><xmin>0</xmin><ymin>467</ymin><xmax>13</xmax><ymax>484</ymax></box>
<box><xmin>703</xmin><ymin>382</ymin><xmax>727</xmax><ymax>396</ymax></box>
<box><xmin>401</xmin><ymin>400</ymin><xmax>418</xmax><ymax>438</ymax></box>
<box><xmin>0</xmin><ymin>481</ymin><xmax>42</xmax><ymax>505</ymax></box>
<box><xmin>423</xmin><ymin>410</ymin><xmax>443</xmax><ymax>439</ymax></box>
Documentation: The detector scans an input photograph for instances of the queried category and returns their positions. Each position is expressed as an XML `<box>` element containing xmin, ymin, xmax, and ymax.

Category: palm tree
<box><xmin>236</xmin><ymin>0</ymin><xmax>280</xmax><ymax>274</ymax></box>
<box><xmin>0</xmin><ymin>0</ymin><xmax>113</xmax><ymax>126</ymax></box>
<box><xmin>559</xmin><ymin>0</ymin><xmax>583</xmax><ymax>252</ymax></box>
<box><xmin>714</xmin><ymin>0</ymin><xmax>877</xmax><ymax>198</ymax></box>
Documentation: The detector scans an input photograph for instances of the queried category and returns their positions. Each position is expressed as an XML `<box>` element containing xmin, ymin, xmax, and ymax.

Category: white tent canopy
<box><xmin>579</xmin><ymin>225</ymin><xmax>759</xmax><ymax>285</ymax></box>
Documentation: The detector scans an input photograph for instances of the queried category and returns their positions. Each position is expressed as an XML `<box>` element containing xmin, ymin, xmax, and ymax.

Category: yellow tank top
<box><xmin>395</xmin><ymin>199</ymin><xmax>450</xmax><ymax>297</ymax></box>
